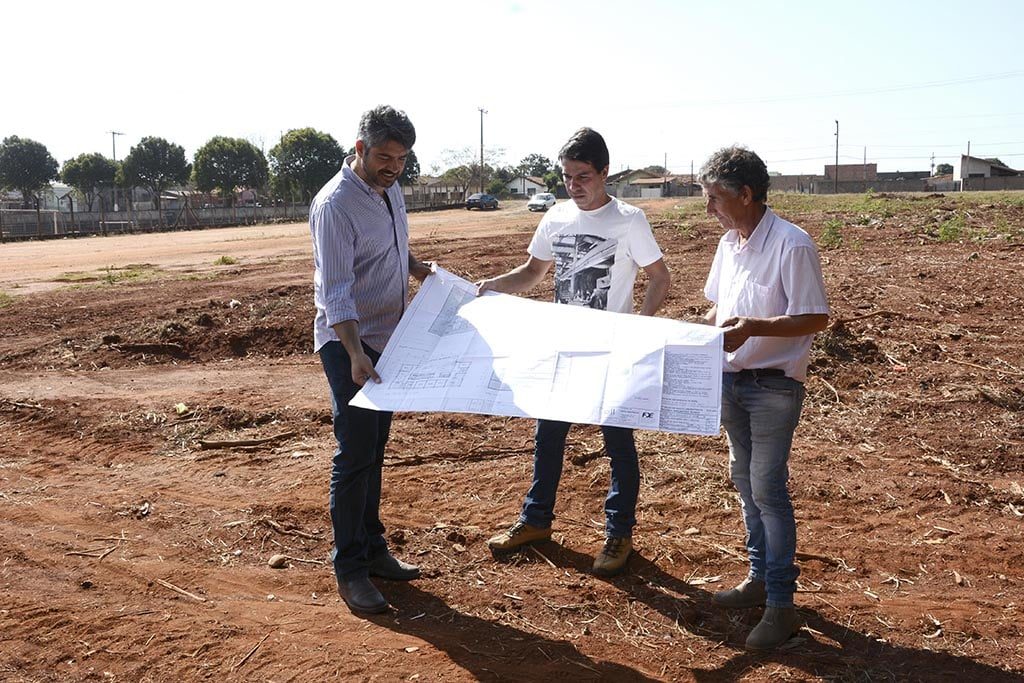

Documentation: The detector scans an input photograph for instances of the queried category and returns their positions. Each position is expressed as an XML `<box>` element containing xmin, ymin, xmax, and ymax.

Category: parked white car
<box><xmin>527</xmin><ymin>192</ymin><xmax>556</xmax><ymax>211</ymax></box>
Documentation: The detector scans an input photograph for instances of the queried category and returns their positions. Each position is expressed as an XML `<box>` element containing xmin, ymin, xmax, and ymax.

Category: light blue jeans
<box><xmin>721</xmin><ymin>372</ymin><xmax>805</xmax><ymax>608</ymax></box>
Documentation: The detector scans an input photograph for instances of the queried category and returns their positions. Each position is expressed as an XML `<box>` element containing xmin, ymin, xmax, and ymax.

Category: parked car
<box><xmin>466</xmin><ymin>193</ymin><xmax>499</xmax><ymax>210</ymax></box>
<box><xmin>527</xmin><ymin>192</ymin><xmax>556</xmax><ymax>212</ymax></box>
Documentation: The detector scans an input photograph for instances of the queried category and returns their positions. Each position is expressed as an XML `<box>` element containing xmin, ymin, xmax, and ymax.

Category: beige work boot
<box><xmin>486</xmin><ymin>521</ymin><xmax>552</xmax><ymax>553</ymax></box>
<box><xmin>745</xmin><ymin>606</ymin><xmax>804</xmax><ymax>650</ymax></box>
<box><xmin>713</xmin><ymin>576</ymin><xmax>766</xmax><ymax>608</ymax></box>
<box><xmin>592</xmin><ymin>536</ymin><xmax>632</xmax><ymax>577</ymax></box>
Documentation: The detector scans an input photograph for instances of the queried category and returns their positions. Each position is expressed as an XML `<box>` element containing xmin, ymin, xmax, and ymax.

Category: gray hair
<box><xmin>697</xmin><ymin>146</ymin><xmax>770</xmax><ymax>202</ymax></box>
<box><xmin>357</xmin><ymin>105</ymin><xmax>416</xmax><ymax>151</ymax></box>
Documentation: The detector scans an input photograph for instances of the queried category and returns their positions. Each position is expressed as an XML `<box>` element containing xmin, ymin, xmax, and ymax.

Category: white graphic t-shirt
<box><xmin>527</xmin><ymin>197</ymin><xmax>663</xmax><ymax>314</ymax></box>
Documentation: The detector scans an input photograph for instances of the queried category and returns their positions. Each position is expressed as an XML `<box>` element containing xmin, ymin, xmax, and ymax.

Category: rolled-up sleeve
<box><xmin>311</xmin><ymin>203</ymin><xmax>359</xmax><ymax>327</ymax></box>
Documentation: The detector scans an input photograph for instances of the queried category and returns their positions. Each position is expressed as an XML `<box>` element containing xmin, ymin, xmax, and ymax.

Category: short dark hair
<box><xmin>357</xmin><ymin>105</ymin><xmax>416</xmax><ymax>151</ymax></box>
<box><xmin>558</xmin><ymin>127</ymin><xmax>609</xmax><ymax>172</ymax></box>
<box><xmin>697</xmin><ymin>146</ymin><xmax>770</xmax><ymax>202</ymax></box>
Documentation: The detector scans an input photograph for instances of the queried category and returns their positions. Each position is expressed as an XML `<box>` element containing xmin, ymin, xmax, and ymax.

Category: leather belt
<box><xmin>732</xmin><ymin>368</ymin><xmax>786</xmax><ymax>379</ymax></box>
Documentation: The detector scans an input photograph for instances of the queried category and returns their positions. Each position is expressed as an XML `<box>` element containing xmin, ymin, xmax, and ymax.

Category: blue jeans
<box><xmin>520</xmin><ymin>419</ymin><xmax>639</xmax><ymax>538</ymax></box>
<box><xmin>319</xmin><ymin>341</ymin><xmax>392</xmax><ymax>581</ymax></box>
<box><xmin>721</xmin><ymin>372</ymin><xmax>805</xmax><ymax>608</ymax></box>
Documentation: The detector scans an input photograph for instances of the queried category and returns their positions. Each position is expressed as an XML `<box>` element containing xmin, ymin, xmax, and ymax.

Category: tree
<box><xmin>934</xmin><ymin>163</ymin><xmax>953</xmax><ymax>176</ymax></box>
<box><xmin>439</xmin><ymin>146</ymin><xmax>506</xmax><ymax>196</ymax></box>
<box><xmin>485</xmin><ymin>178</ymin><xmax>507</xmax><ymax>197</ymax></box>
<box><xmin>642</xmin><ymin>165</ymin><xmax>669</xmax><ymax>175</ymax></box>
<box><xmin>61</xmin><ymin>153</ymin><xmax>118</xmax><ymax>211</ymax></box>
<box><xmin>441</xmin><ymin>165</ymin><xmax>474</xmax><ymax>198</ymax></box>
<box><xmin>518</xmin><ymin>153</ymin><xmax>553</xmax><ymax>178</ymax></box>
<box><xmin>399</xmin><ymin>148</ymin><xmax>420</xmax><ymax>186</ymax></box>
<box><xmin>0</xmin><ymin>136</ymin><xmax>60</xmax><ymax>237</ymax></box>
<box><xmin>269</xmin><ymin>128</ymin><xmax>344</xmax><ymax>203</ymax></box>
<box><xmin>193</xmin><ymin>136</ymin><xmax>268</xmax><ymax>206</ymax></box>
<box><xmin>493</xmin><ymin>165</ymin><xmax>517</xmax><ymax>185</ymax></box>
<box><xmin>121</xmin><ymin>137</ymin><xmax>191</xmax><ymax>225</ymax></box>
<box><xmin>543</xmin><ymin>163</ymin><xmax>563</xmax><ymax>192</ymax></box>
<box><xmin>543</xmin><ymin>170</ymin><xmax>561</xmax><ymax>192</ymax></box>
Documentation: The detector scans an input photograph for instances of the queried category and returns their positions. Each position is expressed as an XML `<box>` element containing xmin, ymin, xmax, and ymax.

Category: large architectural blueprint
<box><xmin>350</xmin><ymin>266</ymin><xmax>723</xmax><ymax>435</ymax></box>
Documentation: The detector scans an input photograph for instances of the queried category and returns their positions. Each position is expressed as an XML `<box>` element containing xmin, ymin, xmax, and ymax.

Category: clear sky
<box><xmin>3</xmin><ymin>0</ymin><xmax>1023</xmax><ymax>178</ymax></box>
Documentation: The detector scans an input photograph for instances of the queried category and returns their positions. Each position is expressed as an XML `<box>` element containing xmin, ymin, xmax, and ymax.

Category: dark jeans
<box><xmin>520</xmin><ymin>419</ymin><xmax>639</xmax><ymax>538</ymax></box>
<box><xmin>319</xmin><ymin>340</ymin><xmax>392</xmax><ymax>581</ymax></box>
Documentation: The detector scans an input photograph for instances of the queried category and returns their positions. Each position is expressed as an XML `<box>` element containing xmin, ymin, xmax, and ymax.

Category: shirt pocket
<box><xmin>732</xmin><ymin>279</ymin><xmax>784</xmax><ymax>317</ymax></box>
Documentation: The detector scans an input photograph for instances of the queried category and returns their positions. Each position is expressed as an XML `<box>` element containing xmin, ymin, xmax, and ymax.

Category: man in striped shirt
<box><xmin>310</xmin><ymin>105</ymin><xmax>431</xmax><ymax>615</ymax></box>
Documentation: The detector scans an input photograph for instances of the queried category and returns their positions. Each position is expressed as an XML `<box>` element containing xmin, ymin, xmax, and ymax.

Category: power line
<box><xmin>628</xmin><ymin>70</ymin><xmax>1024</xmax><ymax>109</ymax></box>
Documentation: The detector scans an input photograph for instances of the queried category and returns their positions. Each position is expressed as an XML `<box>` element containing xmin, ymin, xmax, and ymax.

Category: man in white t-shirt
<box><xmin>476</xmin><ymin>127</ymin><xmax>671</xmax><ymax>577</ymax></box>
<box><xmin>699</xmin><ymin>146</ymin><xmax>829</xmax><ymax>650</ymax></box>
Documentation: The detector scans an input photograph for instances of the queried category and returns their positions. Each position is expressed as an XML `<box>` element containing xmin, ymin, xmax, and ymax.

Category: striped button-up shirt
<box><xmin>310</xmin><ymin>155</ymin><xmax>410</xmax><ymax>353</ymax></box>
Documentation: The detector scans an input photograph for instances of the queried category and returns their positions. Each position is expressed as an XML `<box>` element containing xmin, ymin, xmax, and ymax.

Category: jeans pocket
<box><xmin>754</xmin><ymin>376</ymin><xmax>797</xmax><ymax>396</ymax></box>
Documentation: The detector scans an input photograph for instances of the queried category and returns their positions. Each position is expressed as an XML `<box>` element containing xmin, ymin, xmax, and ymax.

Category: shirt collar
<box><xmin>725</xmin><ymin>206</ymin><xmax>776</xmax><ymax>253</ymax></box>
<box><xmin>342</xmin><ymin>154</ymin><xmax>379</xmax><ymax>198</ymax></box>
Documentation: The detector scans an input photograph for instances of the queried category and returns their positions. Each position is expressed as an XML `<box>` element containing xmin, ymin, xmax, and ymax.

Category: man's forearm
<box><xmin>409</xmin><ymin>251</ymin><xmax>431</xmax><ymax>281</ymax></box>
<box><xmin>733</xmin><ymin>313</ymin><xmax>829</xmax><ymax>337</ymax></box>
<box><xmin>332</xmin><ymin>320</ymin><xmax>363</xmax><ymax>357</ymax></box>
<box><xmin>483</xmin><ymin>264</ymin><xmax>546</xmax><ymax>294</ymax></box>
<box><xmin>639</xmin><ymin>277</ymin><xmax>670</xmax><ymax>316</ymax></box>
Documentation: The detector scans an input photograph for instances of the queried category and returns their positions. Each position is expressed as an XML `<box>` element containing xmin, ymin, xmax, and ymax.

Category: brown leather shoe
<box><xmin>336</xmin><ymin>576</ymin><xmax>388</xmax><ymax>614</ymax></box>
<box><xmin>486</xmin><ymin>521</ymin><xmax>552</xmax><ymax>553</ymax></box>
<box><xmin>713</xmin><ymin>576</ymin><xmax>766</xmax><ymax>608</ymax></box>
<box><xmin>592</xmin><ymin>536</ymin><xmax>632</xmax><ymax>577</ymax></box>
<box><xmin>745</xmin><ymin>606</ymin><xmax>804</xmax><ymax>650</ymax></box>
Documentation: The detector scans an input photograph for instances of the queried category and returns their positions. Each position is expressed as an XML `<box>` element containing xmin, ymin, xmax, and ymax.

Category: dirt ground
<box><xmin>1</xmin><ymin>194</ymin><xmax>1022</xmax><ymax>682</ymax></box>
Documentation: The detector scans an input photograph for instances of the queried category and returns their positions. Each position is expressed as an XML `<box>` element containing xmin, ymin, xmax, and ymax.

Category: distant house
<box><xmin>403</xmin><ymin>175</ymin><xmax>464</xmax><ymax>207</ymax></box>
<box><xmin>877</xmin><ymin>170</ymin><xmax>930</xmax><ymax>181</ymax></box>
<box><xmin>604</xmin><ymin>169</ymin><xmax>657</xmax><ymax>197</ymax></box>
<box><xmin>625</xmin><ymin>174</ymin><xmax>700</xmax><ymax>198</ymax></box>
<box><xmin>824</xmin><ymin>163</ymin><xmax>878</xmax><ymax>181</ymax></box>
<box><xmin>960</xmin><ymin>155</ymin><xmax>1021</xmax><ymax>179</ymax></box>
<box><xmin>506</xmin><ymin>175</ymin><xmax>546</xmax><ymax>197</ymax></box>
<box><xmin>2</xmin><ymin>189</ymin><xmax>24</xmax><ymax>209</ymax></box>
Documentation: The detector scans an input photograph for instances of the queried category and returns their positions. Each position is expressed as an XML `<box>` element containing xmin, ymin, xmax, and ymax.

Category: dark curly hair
<box><xmin>357</xmin><ymin>105</ymin><xmax>416</xmax><ymax>151</ymax></box>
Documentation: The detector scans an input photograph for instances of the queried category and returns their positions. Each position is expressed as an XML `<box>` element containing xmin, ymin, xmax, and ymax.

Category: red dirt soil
<box><xmin>1</xmin><ymin>196</ymin><xmax>1022</xmax><ymax>682</ymax></box>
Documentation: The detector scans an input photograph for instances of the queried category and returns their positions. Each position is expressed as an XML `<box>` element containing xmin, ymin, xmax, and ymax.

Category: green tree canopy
<box><xmin>269</xmin><ymin>128</ymin><xmax>344</xmax><ymax>203</ymax></box>
<box><xmin>441</xmin><ymin>165</ymin><xmax>474</xmax><ymax>197</ymax></box>
<box><xmin>61</xmin><ymin>152</ymin><xmax>118</xmax><ymax>211</ymax></box>
<box><xmin>518</xmin><ymin>153</ymin><xmax>553</xmax><ymax>178</ymax></box>
<box><xmin>485</xmin><ymin>178</ymin><xmax>507</xmax><ymax>197</ymax></box>
<box><xmin>934</xmin><ymin>163</ymin><xmax>954</xmax><ymax>176</ymax></box>
<box><xmin>399</xmin><ymin>148</ymin><xmax>420</xmax><ymax>186</ymax></box>
<box><xmin>543</xmin><ymin>169</ymin><xmax>562</xmax><ymax>192</ymax></box>
<box><xmin>193</xmin><ymin>136</ymin><xmax>268</xmax><ymax>206</ymax></box>
<box><xmin>121</xmin><ymin>137</ymin><xmax>191</xmax><ymax>219</ymax></box>
<box><xmin>0</xmin><ymin>135</ymin><xmax>59</xmax><ymax>208</ymax></box>
<box><xmin>642</xmin><ymin>165</ymin><xmax>669</xmax><ymax>175</ymax></box>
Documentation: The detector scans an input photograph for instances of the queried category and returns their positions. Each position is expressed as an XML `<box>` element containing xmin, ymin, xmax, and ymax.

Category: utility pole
<box><xmin>663</xmin><ymin>152</ymin><xmax>668</xmax><ymax>196</ymax></box>
<box><xmin>833</xmin><ymin>120</ymin><xmax>839</xmax><ymax>195</ymax></box>
<box><xmin>963</xmin><ymin>140</ymin><xmax>970</xmax><ymax>192</ymax></box>
<box><xmin>109</xmin><ymin>130</ymin><xmax>124</xmax><ymax>211</ymax></box>
<box><xmin>478</xmin><ymin>107</ymin><xmax>487</xmax><ymax>194</ymax></box>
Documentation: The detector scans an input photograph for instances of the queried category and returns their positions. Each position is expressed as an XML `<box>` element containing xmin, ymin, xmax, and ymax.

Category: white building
<box><xmin>505</xmin><ymin>175</ymin><xmax>546</xmax><ymax>197</ymax></box>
